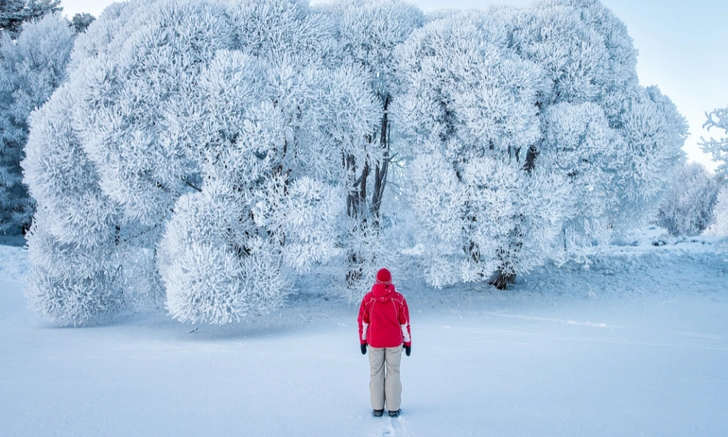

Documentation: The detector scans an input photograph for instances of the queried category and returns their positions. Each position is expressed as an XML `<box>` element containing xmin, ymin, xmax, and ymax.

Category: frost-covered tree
<box><xmin>23</xmin><ymin>0</ymin><xmax>379</xmax><ymax>325</ymax></box>
<box><xmin>158</xmin><ymin>51</ymin><xmax>367</xmax><ymax>324</ymax></box>
<box><xmin>0</xmin><ymin>13</ymin><xmax>74</xmax><ymax>234</ymax></box>
<box><xmin>610</xmin><ymin>86</ymin><xmax>688</xmax><ymax>232</ymax></box>
<box><xmin>657</xmin><ymin>163</ymin><xmax>721</xmax><ymax>237</ymax></box>
<box><xmin>705</xmin><ymin>185</ymin><xmax>728</xmax><ymax>237</ymax></box>
<box><xmin>156</xmin><ymin>0</ymin><xmax>380</xmax><ymax>323</ymax></box>
<box><xmin>395</xmin><ymin>0</ymin><xmax>686</xmax><ymax>289</ymax></box>
<box><xmin>70</xmin><ymin>12</ymin><xmax>94</xmax><ymax>33</ymax></box>
<box><xmin>518</xmin><ymin>0</ymin><xmax>687</xmax><ymax>237</ymax></box>
<box><xmin>23</xmin><ymin>81</ymin><xmax>124</xmax><ymax>326</ymax></box>
<box><xmin>514</xmin><ymin>0</ymin><xmax>639</xmax><ymax>121</ymax></box>
<box><xmin>317</xmin><ymin>0</ymin><xmax>424</xmax><ymax>290</ymax></box>
<box><xmin>539</xmin><ymin>87</ymin><xmax>687</xmax><ymax>251</ymax></box>
<box><xmin>0</xmin><ymin>0</ymin><xmax>61</xmax><ymax>37</ymax></box>
<box><xmin>24</xmin><ymin>0</ymin><xmax>240</xmax><ymax>325</ymax></box>
<box><xmin>538</xmin><ymin>102</ymin><xmax>621</xmax><ymax>260</ymax></box>
<box><xmin>395</xmin><ymin>8</ymin><xmax>571</xmax><ymax>289</ymax></box>
<box><xmin>21</xmin><ymin>2</ymin><xmax>181</xmax><ymax>325</ymax></box>
<box><xmin>701</xmin><ymin>107</ymin><xmax>728</xmax><ymax>177</ymax></box>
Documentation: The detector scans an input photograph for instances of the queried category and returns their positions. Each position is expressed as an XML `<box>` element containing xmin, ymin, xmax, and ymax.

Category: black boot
<box><xmin>373</xmin><ymin>409</ymin><xmax>384</xmax><ymax>417</ymax></box>
<box><xmin>388</xmin><ymin>409</ymin><xmax>401</xmax><ymax>417</ymax></box>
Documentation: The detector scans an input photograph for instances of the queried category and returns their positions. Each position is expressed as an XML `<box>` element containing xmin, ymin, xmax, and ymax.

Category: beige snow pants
<box><xmin>368</xmin><ymin>346</ymin><xmax>403</xmax><ymax>411</ymax></box>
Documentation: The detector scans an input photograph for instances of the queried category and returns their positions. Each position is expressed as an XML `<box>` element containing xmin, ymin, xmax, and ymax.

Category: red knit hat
<box><xmin>376</xmin><ymin>268</ymin><xmax>392</xmax><ymax>285</ymax></box>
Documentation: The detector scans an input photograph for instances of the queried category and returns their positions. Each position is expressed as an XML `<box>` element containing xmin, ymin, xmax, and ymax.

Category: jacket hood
<box><xmin>372</xmin><ymin>283</ymin><xmax>394</xmax><ymax>301</ymax></box>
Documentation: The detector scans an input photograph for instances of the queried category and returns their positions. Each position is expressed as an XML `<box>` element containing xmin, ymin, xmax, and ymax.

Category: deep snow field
<box><xmin>1</xmin><ymin>230</ymin><xmax>727</xmax><ymax>437</ymax></box>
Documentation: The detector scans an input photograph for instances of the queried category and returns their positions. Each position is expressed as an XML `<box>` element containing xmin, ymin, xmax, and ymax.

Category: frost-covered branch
<box><xmin>701</xmin><ymin>107</ymin><xmax>728</xmax><ymax>176</ymax></box>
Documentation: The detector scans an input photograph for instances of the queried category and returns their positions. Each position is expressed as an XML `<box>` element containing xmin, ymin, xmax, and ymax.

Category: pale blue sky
<box><xmin>60</xmin><ymin>0</ymin><xmax>727</xmax><ymax>171</ymax></box>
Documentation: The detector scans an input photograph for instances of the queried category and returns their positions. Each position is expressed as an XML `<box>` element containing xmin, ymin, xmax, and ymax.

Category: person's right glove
<box><xmin>361</xmin><ymin>343</ymin><xmax>367</xmax><ymax>355</ymax></box>
<box><xmin>404</xmin><ymin>345</ymin><xmax>411</xmax><ymax>357</ymax></box>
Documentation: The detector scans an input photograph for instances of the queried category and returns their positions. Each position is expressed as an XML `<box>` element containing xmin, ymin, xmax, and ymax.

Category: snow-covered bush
<box><xmin>701</xmin><ymin>106</ymin><xmax>728</xmax><ymax>177</ymax></box>
<box><xmin>705</xmin><ymin>186</ymin><xmax>728</xmax><ymax>237</ymax></box>
<box><xmin>657</xmin><ymin>163</ymin><xmax>721</xmax><ymax>237</ymax></box>
<box><xmin>0</xmin><ymin>13</ymin><xmax>74</xmax><ymax>234</ymax></box>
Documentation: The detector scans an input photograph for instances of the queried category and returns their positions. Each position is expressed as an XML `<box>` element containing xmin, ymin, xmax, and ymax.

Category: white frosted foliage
<box><xmin>611</xmin><ymin>86</ymin><xmax>688</xmax><ymax>233</ymax></box>
<box><xmin>705</xmin><ymin>186</ymin><xmax>728</xmax><ymax>237</ymax></box>
<box><xmin>657</xmin><ymin>163</ymin><xmax>721</xmax><ymax>237</ymax></box>
<box><xmin>701</xmin><ymin>107</ymin><xmax>728</xmax><ymax>177</ymax></box>
<box><xmin>539</xmin><ymin>102</ymin><xmax>621</xmax><ymax>260</ymax></box>
<box><xmin>159</xmin><ymin>185</ymin><xmax>287</xmax><ymax>325</ymax></box>
<box><xmin>0</xmin><ymin>13</ymin><xmax>75</xmax><ymax>234</ymax></box>
<box><xmin>20</xmin><ymin>0</ymin><xmax>693</xmax><ymax>322</ymax></box>
<box><xmin>394</xmin><ymin>8</ymin><xmax>570</xmax><ymax>288</ymax></box>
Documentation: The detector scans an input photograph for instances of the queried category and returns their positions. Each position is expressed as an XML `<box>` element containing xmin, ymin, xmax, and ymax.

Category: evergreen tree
<box><xmin>71</xmin><ymin>12</ymin><xmax>94</xmax><ymax>33</ymax></box>
<box><xmin>0</xmin><ymin>13</ymin><xmax>74</xmax><ymax>234</ymax></box>
<box><xmin>0</xmin><ymin>0</ymin><xmax>29</xmax><ymax>36</ymax></box>
<box><xmin>0</xmin><ymin>0</ymin><xmax>61</xmax><ymax>37</ymax></box>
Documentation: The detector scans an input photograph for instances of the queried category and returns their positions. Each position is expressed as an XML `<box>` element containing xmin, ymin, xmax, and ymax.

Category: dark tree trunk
<box><xmin>344</xmin><ymin>95</ymin><xmax>391</xmax><ymax>288</ymax></box>
<box><xmin>371</xmin><ymin>95</ymin><xmax>390</xmax><ymax>225</ymax></box>
<box><xmin>488</xmin><ymin>248</ymin><xmax>517</xmax><ymax>290</ymax></box>
<box><xmin>345</xmin><ymin>152</ymin><xmax>366</xmax><ymax>289</ymax></box>
<box><xmin>489</xmin><ymin>270</ymin><xmax>516</xmax><ymax>290</ymax></box>
<box><xmin>346</xmin><ymin>251</ymin><xmax>362</xmax><ymax>288</ymax></box>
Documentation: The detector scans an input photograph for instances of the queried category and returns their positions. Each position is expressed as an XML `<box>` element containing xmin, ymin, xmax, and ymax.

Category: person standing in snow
<box><xmin>358</xmin><ymin>268</ymin><xmax>412</xmax><ymax>418</ymax></box>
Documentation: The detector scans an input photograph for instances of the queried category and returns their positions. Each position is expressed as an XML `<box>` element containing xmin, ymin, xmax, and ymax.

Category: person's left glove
<box><xmin>361</xmin><ymin>343</ymin><xmax>367</xmax><ymax>355</ymax></box>
<box><xmin>404</xmin><ymin>345</ymin><xmax>411</xmax><ymax>357</ymax></box>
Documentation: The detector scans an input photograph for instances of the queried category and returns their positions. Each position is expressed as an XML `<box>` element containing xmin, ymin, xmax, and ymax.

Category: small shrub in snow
<box><xmin>657</xmin><ymin>163</ymin><xmax>721</xmax><ymax>237</ymax></box>
<box><xmin>704</xmin><ymin>186</ymin><xmax>728</xmax><ymax>237</ymax></box>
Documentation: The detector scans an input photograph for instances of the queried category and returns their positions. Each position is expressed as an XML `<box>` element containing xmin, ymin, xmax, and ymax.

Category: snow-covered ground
<box><xmin>1</xmin><ymin>232</ymin><xmax>727</xmax><ymax>436</ymax></box>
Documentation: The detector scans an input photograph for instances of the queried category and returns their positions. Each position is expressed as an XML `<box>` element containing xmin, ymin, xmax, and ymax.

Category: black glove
<box><xmin>404</xmin><ymin>345</ymin><xmax>411</xmax><ymax>357</ymax></box>
<box><xmin>361</xmin><ymin>343</ymin><xmax>367</xmax><ymax>355</ymax></box>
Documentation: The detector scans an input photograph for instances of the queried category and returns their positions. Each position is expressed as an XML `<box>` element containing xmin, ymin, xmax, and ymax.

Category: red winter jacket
<box><xmin>358</xmin><ymin>283</ymin><xmax>411</xmax><ymax>348</ymax></box>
